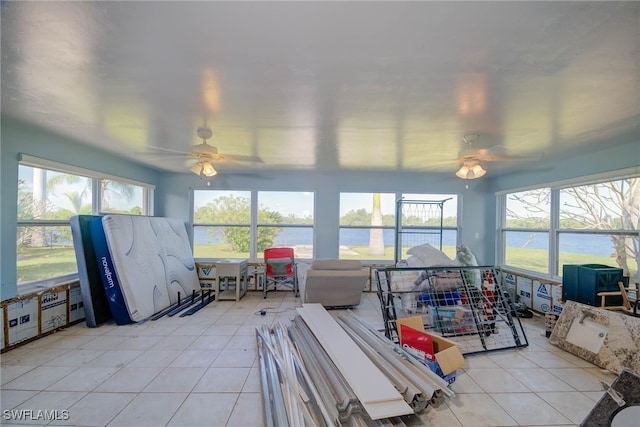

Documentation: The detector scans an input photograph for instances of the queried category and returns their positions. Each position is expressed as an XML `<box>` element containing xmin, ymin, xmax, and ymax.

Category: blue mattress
<box><xmin>90</xmin><ymin>215</ymin><xmax>200</xmax><ymax>324</ymax></box>
<box><xmin>70</xmin><ymin>215</ymin><xmax>112</xmax><ymax>327</ymax></box>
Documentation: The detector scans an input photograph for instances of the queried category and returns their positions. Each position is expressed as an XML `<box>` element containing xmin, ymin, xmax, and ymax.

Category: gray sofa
<box><xmin>300</xmin><ymin>259</ymin><xmax>369</xmax><ymax>307</ymax></box>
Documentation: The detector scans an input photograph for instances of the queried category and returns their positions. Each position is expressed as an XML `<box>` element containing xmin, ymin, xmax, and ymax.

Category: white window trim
<box><xmin>19</xmin><ymin>153</ymin><xmax>155</xmax><ymax>189</ymax></box>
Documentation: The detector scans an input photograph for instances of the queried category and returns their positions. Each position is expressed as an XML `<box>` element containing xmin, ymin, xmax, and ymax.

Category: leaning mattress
<box><xmin>70</xmin><ymin>215</ymin><xmax>112</xmax><ymax>327</ymax></box>
<box><xmin>90</xmin><ymin>215</ymin><xmax>200</xmax><ymax>324</ymax></box>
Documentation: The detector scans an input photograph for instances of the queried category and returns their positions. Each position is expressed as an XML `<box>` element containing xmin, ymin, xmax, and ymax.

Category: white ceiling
<box><xmin>2</xmin><ymin>1</ymin><xmax>639</xmax><ymax>177</ymax></box>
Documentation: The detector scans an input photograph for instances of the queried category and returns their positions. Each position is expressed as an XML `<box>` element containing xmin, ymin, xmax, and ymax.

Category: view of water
<box><xmin>194</xmin><ymin>227</ymin><xmax>623</xmax><ymax>256</ymax></box>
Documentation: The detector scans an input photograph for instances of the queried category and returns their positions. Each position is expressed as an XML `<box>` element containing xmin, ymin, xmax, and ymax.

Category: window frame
<box><xmin>338</xmin><ymin>192</ymin><xmax>459</xmax><ymax>262</ymax></box>
<box><xmin>500</xmin><ymin>188</ymin><xmax>551</xmax><ymax>275</ymax></box>
<box><xmin>191</xmin><ymin>189</ymin><xmax>316</xmax><ymax>261</ymax></box>
<box><xmin>17</xmin><ymin>154</ymin><xmax>155</xmax><ymax>286</ymax></box>
<box><xmin>497</xmin><ymin>167</ymin><xmax>640</xmax><ymax>280</ymax></box>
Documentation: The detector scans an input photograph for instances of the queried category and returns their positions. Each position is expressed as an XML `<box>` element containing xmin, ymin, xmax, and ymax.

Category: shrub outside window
<box><xmin>257</xmin><ymin>191</ymin><xmax>314</xmax><ymax>260</ymax></box>
<box><xmin>192</xmin><ymin>190</ymin><xmax>315</xmax><ymax>260</ymax></box>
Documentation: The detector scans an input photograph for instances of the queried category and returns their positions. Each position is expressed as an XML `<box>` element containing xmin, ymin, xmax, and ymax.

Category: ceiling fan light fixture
<box><xmin>456</xmin><ymin>161</ymin><xmax>486</xmax><ymax>179</ymax></box>
<box><xmin>455</xmin><ymin>164</ymin><xmax>470</xmax><ymax>179</ymax></box>
<box><xmin>191</xmin><ymin>161</ymin><xmax>218</xmax><ymax>178</ymax></box>
<box><xmin>201</xmin><ymin>161</ymin><xmax>217</xmax><ymax>177</ymax></box>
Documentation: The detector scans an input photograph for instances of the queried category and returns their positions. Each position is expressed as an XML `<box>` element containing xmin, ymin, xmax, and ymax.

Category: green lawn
<box><xmin>193</xmin><ymin>244</ymin><xmax>250</xmax><ymax>259</ymax></box>
<box><xmin>17</xmin><ymin>245</ymin><xmax>77</xmax><ymax>282</ymax></box>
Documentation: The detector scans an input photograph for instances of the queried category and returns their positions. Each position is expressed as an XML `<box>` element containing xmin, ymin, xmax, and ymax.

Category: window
<box><xmin>558</xmin><ymin>178</ymin><xmax>639</xmax><ymax>280</ymax></box>
<box><xmin>498</xmin><ymin>174</ymin><xmax>639</xmax><ymax>281</ymax></box>
<box><xmin>193</xmin><ymin>190</ymin><xmax>252</xmax><ymax>259</ymax></box>
<box><xmin>192</xmin><ymin>190</ymin><xmax>315</xmax><ymax>260</ymax></box>
<box><xmin>503</xmin><ymin>189</ymin><xmax>551</xmax><ymax>273</ymax></box>
<box><xmin>401</xmin><ymin>193</ymin><xmax>458</xmax><ymax>260</ymax></box>
<box><xmin>339</xmin><ymin>193</ymin><xmax>396</xmax><ymax>261</ymax></box>
<box><xmin>99</xmin><ymin>178</ymin><xmax>147</xmax><ymax>214</ymax></box>
<box><xmin>338</xmin><ymin>193</ymin><xmax>458</xmax><ymax>262</ymax></box>
<box><xmin>17</xmin><ymin>157</ymin><xmax>153</xmax><ymax>284</ymax></box>
<box><xmin>257</xmin><ymin>191</ymin><xmax>314</xmax><ymax>259</ymax></box>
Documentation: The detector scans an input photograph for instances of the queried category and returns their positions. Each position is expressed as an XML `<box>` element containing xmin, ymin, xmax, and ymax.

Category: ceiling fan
<box><xmin>453</xmin><ymin>134</ymin><xmax>543</xmax><ymax>179</ymax></box>
<box><xmin>145</xmin><ymin>126</ymin><xmax>263</xmax><ymax>178</ymax></box>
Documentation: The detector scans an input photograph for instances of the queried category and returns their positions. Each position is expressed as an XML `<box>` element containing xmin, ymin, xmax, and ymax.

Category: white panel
<box><xmin>296</xmin><ymin>303</ymin><xmax>413</xmax><ymax>419</ymax></box>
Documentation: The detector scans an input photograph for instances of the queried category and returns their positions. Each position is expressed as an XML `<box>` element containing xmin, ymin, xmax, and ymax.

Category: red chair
<box><xmin>263</xmin><ymin>247</ymin><xmax>298</xmax><ymax>298</ymax></box>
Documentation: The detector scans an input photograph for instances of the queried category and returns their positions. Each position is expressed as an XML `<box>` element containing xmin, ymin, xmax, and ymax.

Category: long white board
<box><xmin>296</xmin><ymin>303</ymin><xmax>413</xmax><ymax>419</ymax></box>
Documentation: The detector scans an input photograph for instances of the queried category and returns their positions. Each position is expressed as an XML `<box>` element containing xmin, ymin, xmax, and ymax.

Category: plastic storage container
<box><xmin>562</xmin><ymin>264</ymin><xmax>624</xmax><ymax>307</ymax></box>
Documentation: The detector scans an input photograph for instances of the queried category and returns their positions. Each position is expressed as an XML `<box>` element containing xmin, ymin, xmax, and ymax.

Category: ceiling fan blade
<box><xmin>426</xmin><ymin>159</ymin><xmax>462</xmax><ymax>167</ymax></box>
<box><xmin>136</xmin><ymin>152</ymin><xmax>194</xmax><ymax>159</ymax></box>
<box><xmin>143</xmin><ymin>145</ymin><xmax>193</xmax><ymax>155</ymax></box>
<box><xmin>218</xmin><ymin>154</ymin><xmax>264</xmax><ymax>164</ymax></box>
<box><xmin>479</xmin><ymin>152</ymin><xmax>544</xmax><ymax>162</ymax></box>
<box><xmin>462</xmin><ymin>145</ymin><xmax>543</xmax><ymax>162</ymax></box>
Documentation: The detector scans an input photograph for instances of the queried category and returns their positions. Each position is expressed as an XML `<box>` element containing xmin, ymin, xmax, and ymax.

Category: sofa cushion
<box><xmin>310</xmin><ymin>259</ymin><xmax>362</xmax><ymax>271</ymax></box>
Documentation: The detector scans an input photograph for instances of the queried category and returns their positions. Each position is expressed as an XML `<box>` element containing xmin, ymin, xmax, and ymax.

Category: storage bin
<box><xmin>418</xmin><ymin>290</ymin><xmax>461</xmax><ymax>306</ymax></box>
<box><xmin>562</xmin><ymin>264</ymin><xmax>623</xmax><ymax>307</ymax></box>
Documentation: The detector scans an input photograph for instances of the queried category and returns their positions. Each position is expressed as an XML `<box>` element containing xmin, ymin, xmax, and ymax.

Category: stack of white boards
<box><xmin>71</xmin><ymin>215</ymin><xmax>200</xmax><ymax>325</ymax></box>
<box><xmin>296</xmin><ymin>303</ymin><xmax>414</xmax><ymax>420</ymax></box>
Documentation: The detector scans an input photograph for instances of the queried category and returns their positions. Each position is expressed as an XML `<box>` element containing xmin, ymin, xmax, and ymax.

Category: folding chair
<box><xmin>263</xmin><ymin>247</ymin><xmax>298</xmax><ymax>298</ymax></box>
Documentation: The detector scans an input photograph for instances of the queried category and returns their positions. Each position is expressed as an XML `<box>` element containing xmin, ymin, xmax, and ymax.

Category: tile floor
<box><xmin>1</xmin><ymin>291</ymin><xmax>617</xmax><ymax>426</ymax></box>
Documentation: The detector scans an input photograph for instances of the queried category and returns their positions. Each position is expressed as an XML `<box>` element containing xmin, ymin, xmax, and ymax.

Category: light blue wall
<box><xmin>0</xmin><ymin>118</ymin><xmax>161</xmax><ymax>300</ymax></box>
<box><xmin>489</xmin><ymin>139</ymin><xmax>640</xmax><ymax>193</ymax></box>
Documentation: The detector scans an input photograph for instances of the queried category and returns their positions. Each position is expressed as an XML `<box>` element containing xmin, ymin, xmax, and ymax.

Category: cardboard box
<box><xmin>40</xmin><ymin>290</ymin><xmax>68</xmax><ymax>333</ymax></box>
<box><xmin>7</xmin><ymin>297</ymin><xmax>39</xmax><ymax>346</ymax></box>
<box><xmin>396</xmin><ymin>316</ymin><xmax>464</xmax><ymax>383</ymax></box>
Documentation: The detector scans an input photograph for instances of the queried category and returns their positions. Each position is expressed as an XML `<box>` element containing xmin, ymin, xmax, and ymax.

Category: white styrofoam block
<box><xmin>197</xmin><ymin>265</ymin><xmax>217</xmax><ymax>279</ymax></box>
<box><xmin>532</xmin><ymin>282</ymin><xmax>563</xmax><ymax>314</ymax></box>
<box><xmin>516</xmin><ymin>276</ymin><xmax>533</xmax><ymax>308</ymax></box>
<box><xmin>551</xmin><ymin>285</ymin><xmax>564</xmax><ymax>315</ymax></box>
<box><xmin>7</xmin><ymin>298</ymin><xmax>39</xmax><ymax>346</ymax></box>
<box><xmin>69</xmin><ymin>286</ymin><xmax>85</xmax><ymax>323</ymax></box>
<box><xmin>502</xmin><ymin>272</ymin><xmax>517</xmax><ymax>301</ymax></box>
<box><xmin>532</xmin><ymin>281</ymin><xmax>550</xmax><ymax>313</ymax></box>
<box><xmin>200</xmin><ymin>280</ymin><xmax>216</xmax><ymax>290</ymax></box>
<box><xmin>41</xmin><ymin>291</ymin><xmax>68</xmax><ymax>333</ymax></box>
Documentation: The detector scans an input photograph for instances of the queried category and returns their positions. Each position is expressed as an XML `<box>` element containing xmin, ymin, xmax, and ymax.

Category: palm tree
<box><xmin>369</xmin><ymin>193</ymin><xmax>385</xmax><ymax>256</ymax></box>
<box><xmin>100</xmin><ymin>179</ymin><xmax>135</xmax><ymax>211</ymax></box>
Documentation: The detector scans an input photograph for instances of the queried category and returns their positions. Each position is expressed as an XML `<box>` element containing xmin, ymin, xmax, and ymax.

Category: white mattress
<box><xmin>101</xmin><ymin>215</ymin><xmax>200</xmax><ymax>322</ymax></box>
